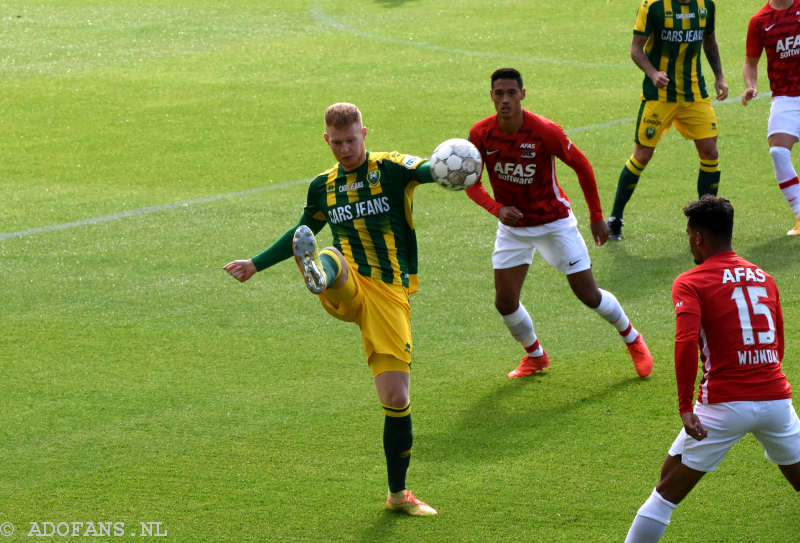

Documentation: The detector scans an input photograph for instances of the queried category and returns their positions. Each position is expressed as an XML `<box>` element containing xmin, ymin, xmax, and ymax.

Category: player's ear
<box><xmin>520</xmin><ymin>88</ymin><xmax>526</xmax><ymax>100</ymax></box>
<box><xmin>362</xmin><ymin>126</ymin><xmax>367</xmax><ymax>139</ymax></box>
<box><xmin>324</xmin><ymin>132</ymin><xmax>330</xmax><ymax>145</ymax></box>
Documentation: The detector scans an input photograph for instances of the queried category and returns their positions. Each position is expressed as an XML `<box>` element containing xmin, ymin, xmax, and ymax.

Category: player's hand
<box><xmin>714</xmin><ymin>77</ymin><xmax>728</xmax><ymax>101</ymax></box>
<box><xmin>590</xmin><ymin>220</ymin><xmax>609</xmax><ymax>247</ymax></box>
<box><xmin>498</xmin><ymin>206</ymin><xmax>524</xmax><ymax>226</ymax></box>
<box><xmin>741</xmin><ymin>87</ymin><xmax>758</xmax><ymax>106</ymax></box>
<box><xmin>681</xmin><ymin>412</ymin><xmax>708</xmax><ymax>441</ymax></box>
<box><xmin>223</xmin><ymin>259</ymin><xmax>257</xmax><ymax>283</ymax></box>
<box><xmin>649</xmin><ymin>71</ymin><xmax>669</xmax><ymax>89</ymax></box>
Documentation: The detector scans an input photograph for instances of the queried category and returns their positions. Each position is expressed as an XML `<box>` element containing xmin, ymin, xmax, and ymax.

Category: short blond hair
<box><xmin>325</xmin><ymin>103</ymin><xmax>362</xmax><ymax>129</ymax></box>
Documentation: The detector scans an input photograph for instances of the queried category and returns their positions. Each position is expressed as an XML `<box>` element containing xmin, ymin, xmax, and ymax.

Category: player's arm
<box><xmin>631</xmin><ymin>2</ymin><xmax>669</xmax><ymax>89</ymax></box>
<box><xmin>742</xmin><ymin>18</ymin><xmax>763</xmax><ymax>106</ymax></box>
<box><xmin>674</xmin><ymin>311</ymin><xmax>708</xmax><ymax>441</ymax></box>
<box><xmin>548</xmin><ymin>129</ymin><xmax>607</xmax><ymax>245</ymax></box>
<box><xmin>463</xmin><ymin>128</ymin><xmax>521</xmax><ymax>225</ymax></box>
<box><xmin>702</xmin><ymin>31</ymin><xmax>728</xmax><ymax>100</ymax></box>
<box><xmin>631</xmin><ymin>34</ymin><xmax>668</xmax><ymax>89</ymax></box>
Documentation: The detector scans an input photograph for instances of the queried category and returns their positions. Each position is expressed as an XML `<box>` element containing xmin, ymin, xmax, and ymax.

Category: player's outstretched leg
<box><xmin>568</xmin><ymin>271</ymin><xmax>652</xmax><ymax>377</ymax></box>
<box><xmin>502</xmin><ymin>304</ymin><xmax>550</xmax><ymax>378</ymax></box>
<box><xmin>768</xmin><ymin>144</ymin><xmax>800</xmax><ymax>235</ymax></box>
<box><xmin>594</xmin><ymin>289</ymin><xmax>652</xmax><ymax>377</ymax></box>
<box><xmin>624</xmin><ymin>488</ymin><xmax>676</xmax><ymax>543</ymax></box>
<box><xmin>292</xmin><ymin>226</ymin><xmax>341</xmax><ymax>294</ymax></box>
<box><xmin>609</xmin><ymin>156</ymin><xmax>646</xmax><ymax>241</ymax></box>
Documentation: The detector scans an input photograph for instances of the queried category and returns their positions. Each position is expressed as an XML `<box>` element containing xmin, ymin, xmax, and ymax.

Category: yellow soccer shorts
<box><xmin>635</xmin><ymin>98</ymin><xmax>719</xmax><ymax>147</ymax></box>
<box><xmin>318</xmin><ymin>269</ymin><xmax>412</xmax><ymax>377</ymax></box>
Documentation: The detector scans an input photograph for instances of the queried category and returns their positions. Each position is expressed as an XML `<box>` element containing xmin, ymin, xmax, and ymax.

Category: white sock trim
<box><xmin>636</xmin><ymin>488</ymin><xmax>677</xmax><ymax>526</ymax></box>
<box><xmin>500</xmin><ymin>304</ymin><xmax>528</xmax><ymax>327</ymax></box>
<box><xmin>770</xmin><ymin>146</ymin><xmax>797</xmax><ymax>184</ymax></box>
<box><xmin>500</xmin><ymin>303</ymin><xmax>537</xmax><ymax>349</ymax></box>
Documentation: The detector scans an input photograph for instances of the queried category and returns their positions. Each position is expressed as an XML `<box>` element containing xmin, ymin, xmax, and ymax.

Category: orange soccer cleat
<box><xmin>386</xmin><ymin>490</ymin><xmax>438</xmax><ymax>516</ymax></box>
<box><xmin>507</xmin><ymin>351</ymin><xmax>550</xmax><ymax>378</ymax></box>
<box><xmin>627</xmin><ymin>334</ymin><xmax>653</xmax><ymax>377</ymax></box>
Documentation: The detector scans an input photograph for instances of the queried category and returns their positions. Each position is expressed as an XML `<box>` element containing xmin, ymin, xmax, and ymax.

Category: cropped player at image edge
<box><xmin>624</xmin><ymin>196</ymin><xmax>800</xmax><ymax>543</ymax></box>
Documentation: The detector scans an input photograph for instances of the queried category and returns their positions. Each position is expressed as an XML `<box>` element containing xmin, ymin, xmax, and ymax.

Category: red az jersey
<box><xmin>746</xmin><ymin>0</ymin><xmax>800</xmax><ymax>97</ymax></box>
<box><xmin>672</xmin><ymin>252</ymin><xmax>790</xmax><ymax>415</ymax></box>
<box><xmin>466</xmin><ymin>110</ymin><xmax>603</xmax><ymax>227</ymax></box>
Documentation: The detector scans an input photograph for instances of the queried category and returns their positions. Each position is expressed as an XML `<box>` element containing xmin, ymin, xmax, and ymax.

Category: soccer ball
<box><xmin>429</xmin><ymin>138</ymin><xmax>482</xmax><ymax>190</ymax></box>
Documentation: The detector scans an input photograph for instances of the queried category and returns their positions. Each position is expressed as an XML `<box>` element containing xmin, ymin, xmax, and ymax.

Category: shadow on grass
<box><xmin>426</xmin><ymin>375</ymin><xmax>645</xmax><ymax>463</ymax></box>
<box><xmin>357</xmin><ymin>509</ymin><xmax>404</xmax><ymax>542</ymax></box>
<box><xmin>374</xmin><ymin>0</ymin><xmax>420</xmax><ymax>6</ymax></box>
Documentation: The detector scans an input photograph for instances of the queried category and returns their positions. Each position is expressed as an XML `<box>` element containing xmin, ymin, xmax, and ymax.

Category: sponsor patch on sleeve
<box><xmin>400</xmin><ymin>155</ymin><xmax>423</xmax><ymax>169</ymax></box>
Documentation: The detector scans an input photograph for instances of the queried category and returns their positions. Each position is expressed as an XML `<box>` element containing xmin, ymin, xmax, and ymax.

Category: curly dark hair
<box><xmin>491</xmin><ymin>68</ymin><xmax>523</xmax><ymax>90</ymax></box>
<box><xmin>683</xmin><ymin>195</ymin><xmax>734</xmax><ymax>244</ymax></box>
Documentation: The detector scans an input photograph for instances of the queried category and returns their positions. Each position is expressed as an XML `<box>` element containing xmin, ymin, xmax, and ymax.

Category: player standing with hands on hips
<box><xmin>624</xmin><ymin>196</ymin><xmax>800</xmax><ymax>543</ymax></box>
<box><xmin>223</xmin><ymin>103</ymin><xmax>438</xmax><ymax>516</ymax></box>
<box><xmin>742</xmin><ymin>0</ymin><xmax>800</xmax><ymax>235</ymax></box>
<box><xmin>466</xmin><ymin>68</ymin><xmax>653</xmax><ymax>379</ymax></box>
<box><xmin>608</xmin><ymin>0</ymin><xmax>728</xmax><ymax>240</ymax></box>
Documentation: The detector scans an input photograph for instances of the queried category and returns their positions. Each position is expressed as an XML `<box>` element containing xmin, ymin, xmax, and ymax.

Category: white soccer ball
<box><xmin>429</xmin><ymin>138</ymin><xmax>483</xmax><ymax>191</ymax></box>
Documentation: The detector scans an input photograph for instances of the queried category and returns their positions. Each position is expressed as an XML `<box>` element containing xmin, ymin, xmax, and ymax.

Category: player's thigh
<box><xmin>751</xmin><ymin>399</ymin><xmax>800</xmax><ymax>466</ymax></box>
<box><xmin>673</xmin><ymin>98</ymin><xmax>719</xmax><ymax>141</ymax></box>
<box><xmin>534</xmin><ymin>218</ymin><xmax>592</xmax><ymax>275</ymax></box>
<box><xmin>635</xmin><ymin>100</ymin><xmax>679</xmax><ymax>147</ymax></box>
<box><xmin>492</xmin><ymin>222</ymin><xmax>536</xmax><ymax>270</ymax></box>
<box><xmin>768</xmin><ymin>96</ymin><xmax>800</xmax><ymax>141</ymax></box>
<box><xmin>359</xmin><ymin>277</ymin><xmax>413</xmax><ymax>377</ymax></box>
<box><xmin>667</xmin><ymin>402</ymin><xmax>756</xmax><ymax>472</ymax></box>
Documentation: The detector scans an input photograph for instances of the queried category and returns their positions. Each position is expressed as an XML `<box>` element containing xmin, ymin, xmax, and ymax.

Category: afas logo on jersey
<box><xmin>519</xmin><ymin>143</ymin><xmax>536</xmax><ymax>149</ymax></box>
<box><xmin>776</xmin><ymin>36</ymin><xmax>800</xmax><ymax>59</ymax></box>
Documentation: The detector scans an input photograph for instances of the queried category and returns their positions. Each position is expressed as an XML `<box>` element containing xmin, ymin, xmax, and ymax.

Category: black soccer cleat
<box><xmin>608</xmin><ymin>217</ymin><xmax>623</xmax><ymax>241</ymax></box>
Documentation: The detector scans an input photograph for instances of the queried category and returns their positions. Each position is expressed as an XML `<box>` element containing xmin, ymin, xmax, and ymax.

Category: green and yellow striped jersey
<box><xmin>634</xmin><ymin>0</ymin><xmax>715</xmax><ymax>102</ymax></box>
<box><xmin>302</xmin><ymin>151</ymin><xmax>434</xmax><ymax>293</ymax></box>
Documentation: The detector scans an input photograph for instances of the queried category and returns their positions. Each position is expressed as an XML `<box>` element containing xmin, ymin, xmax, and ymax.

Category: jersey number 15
<box><xmin>731</xmin><ymin>286</ymin><xmax>776</xmax><ymax>345</ymax></box>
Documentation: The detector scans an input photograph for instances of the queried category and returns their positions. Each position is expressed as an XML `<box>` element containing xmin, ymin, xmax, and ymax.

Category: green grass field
<box><xmin>2</xmin><ymin>1</ymin><xmax>799</xmax><ymax>541</ymax></box>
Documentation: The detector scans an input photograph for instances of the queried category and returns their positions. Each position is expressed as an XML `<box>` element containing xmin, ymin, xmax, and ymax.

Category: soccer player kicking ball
<box><xmin>608</xmin><ymin>0</ymin><xmax>728</xmax><ymax>241</ymax></box>
<box><xmin>466</xmin><ymin>68</ymin><xmax>653</xmax><ymax>379</ymax></box>
<box><xmin>223</xmin><ymin>103</ymin><xmax>437</xmax><ymax>516</ymax></box>
<box><xmin>624</xmin><ymin>196</ymin><xmax>800</xmax><ymax>543</ymax></box>
<box><xmin>743</xmin><ymin>0</ymin><xmax>800</xmax><ymax>235</ymax></box>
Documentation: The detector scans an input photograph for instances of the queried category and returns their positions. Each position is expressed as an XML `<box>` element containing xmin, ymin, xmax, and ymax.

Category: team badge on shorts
<box><xmin>368</xmin><ymin>170</ymin><xmax>381</xmax><ymax>186</ymax></box>
<box><xmin>699</xmin><ymin>7</ymin><xmax>707</xmax><ymax>20</ymax></box>
<box><xmin>645</xmin><ymin>127</ymin><xmax>656</xmax><ymax>140</ymax></box>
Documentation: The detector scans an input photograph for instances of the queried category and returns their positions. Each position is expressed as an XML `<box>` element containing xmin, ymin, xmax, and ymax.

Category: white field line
<box><xmin>0</xmin><ymin>93</ymin><xmax>771</xmax><ymax>242</ymax></box>
<box><xmin>310</xmin><ymin>3</ymin><xmax>630</xmax><ymax>69</ymax></box>
<box><xmin>0</xmin><ymin>179</ymin><xmax>311</xmax><ymax>241</ymax></box>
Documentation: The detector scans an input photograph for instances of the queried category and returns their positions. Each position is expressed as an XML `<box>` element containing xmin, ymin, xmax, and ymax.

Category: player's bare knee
<box><xmin>495</xmin><ymin>297</ymin><xmax>519</xmax><ymax>316</ymax></box>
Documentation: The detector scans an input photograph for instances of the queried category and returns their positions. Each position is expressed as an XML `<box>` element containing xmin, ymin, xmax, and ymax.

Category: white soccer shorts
<box><xmin>768</xmin><ymin>96</ymin><xmax>800</xmax><ymax>140</ymax></box>
<box><xmin>491</xmin><ymin>212</ymin><xmax>592</xmax><ymax>275</ymax></box>
<box><xmin>668</xmin><ymin>399</ymin><xmax>800</xmax><ymax>473</ymax></box>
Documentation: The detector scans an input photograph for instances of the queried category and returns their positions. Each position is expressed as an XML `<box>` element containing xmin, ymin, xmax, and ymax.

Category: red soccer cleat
<box><xmin>508</xmin><ymin>351</ymin><xmax>550</xmax><ymax>378</ymax></box>
<box><xmin>627</xmin><ymin>334</ymin><xmax>653</xmax><ymax>377</ymax></box>
<box><xmin>386</xmin><ymin>490</ymin><xmax>438</xmax><ymax>516</ymax></box>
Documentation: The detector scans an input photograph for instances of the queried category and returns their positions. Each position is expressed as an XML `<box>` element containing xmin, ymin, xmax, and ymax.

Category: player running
<box><xmin>223</xmin><ymin>103</ymin><xmax>437</xmax><ymax>516</ymax></box>
<box><xmin>465</xmin><ymin>68</ymin><xmax>653</xmax><ymax>379</ymax></box>
<box><xmin>742</xmin><ymin>0</ymin><xmax>800</xmax><ymax>235</ymax></box>
<box><xmin>608</xmin><ymin>0</ymin><xmax>728</xmax><ymax>240</ymax></box>
<box><xmin>624</xmin><ymin>196</ymin><xmax>800</xmax><ymax>543</ymax></box>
